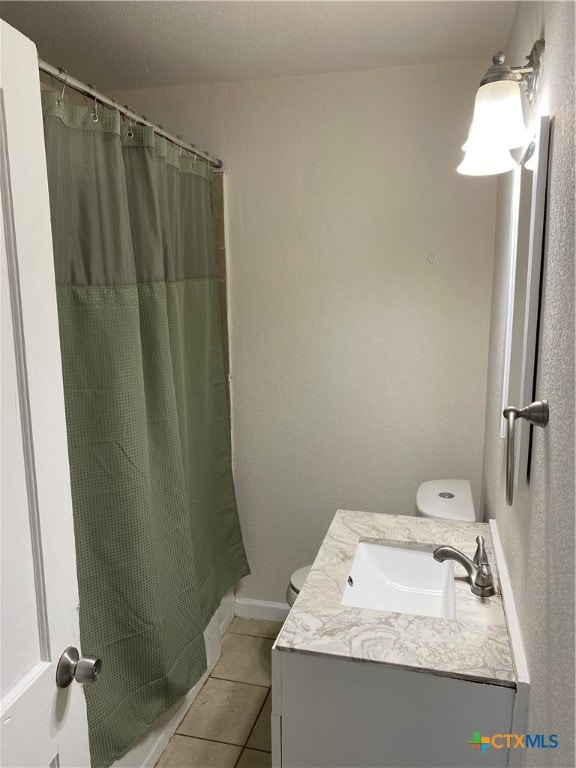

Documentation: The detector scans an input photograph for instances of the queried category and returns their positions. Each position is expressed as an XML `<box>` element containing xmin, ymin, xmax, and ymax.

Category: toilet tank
<box><xmin>416</xmin><ymin>479</ymin><xmax>475</xmax><ymax>522</ymax></box>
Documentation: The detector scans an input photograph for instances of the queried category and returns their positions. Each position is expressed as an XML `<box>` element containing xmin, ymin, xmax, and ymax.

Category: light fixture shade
<box><xmin>465</xmin><ymin>80</ymin><xmax>531</xmax><ymax>151</ymax></box>
<box><xmin>457</xmin><ymin>143</ymin><xmax>517</xmax><ymax>176</ymax></box>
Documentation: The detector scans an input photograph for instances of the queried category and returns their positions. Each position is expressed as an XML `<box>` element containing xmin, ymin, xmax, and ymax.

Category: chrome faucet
<box><xmin>433</xmin><ymin>536</ymin><xmax>495</xmax><ymax>597</ymax></box>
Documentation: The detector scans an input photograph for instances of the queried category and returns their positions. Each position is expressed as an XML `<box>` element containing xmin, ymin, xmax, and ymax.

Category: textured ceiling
<box><xmin>0</xmin><ymin>1</ymin><xmax>517</xmax><ymax>91</ymax></box>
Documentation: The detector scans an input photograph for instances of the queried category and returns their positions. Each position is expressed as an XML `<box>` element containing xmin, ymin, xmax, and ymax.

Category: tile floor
<box><xmin>156</xmin><ymin>618</ymin><xmax>283</xmax><ymax>768</ymax></box>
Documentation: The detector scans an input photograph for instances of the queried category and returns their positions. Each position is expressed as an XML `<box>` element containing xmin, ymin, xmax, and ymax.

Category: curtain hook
<box><xmin>124</xmin><ymin>106</ymin><xmax>134</xmax><ymax>138</ymax></box>
<box><xmin>88</xmin><ymin>86</ymin><xmax>99</xmax><ymax>122</ymax></box>
<box><xmin>57</xmin><ymin>69</ymin><xmax>68</xmax><ymax>105</ymax></box>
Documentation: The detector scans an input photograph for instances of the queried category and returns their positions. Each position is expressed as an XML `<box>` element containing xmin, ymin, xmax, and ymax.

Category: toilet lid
<box><xmin>290</xmin><ymin>565</ymin><xmax>312</xmax><ymax>594</ymax></box>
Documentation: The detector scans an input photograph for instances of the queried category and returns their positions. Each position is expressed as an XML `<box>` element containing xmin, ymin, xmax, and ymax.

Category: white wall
<box><xmin>481</xmin><ymin>3</ymin><xmax>575</xmax><ymax>766</ymax></box>
<box><xmin>115</xmin><ymin>58</ymin><xmax>497</xmax><ymax>604</ymax></box>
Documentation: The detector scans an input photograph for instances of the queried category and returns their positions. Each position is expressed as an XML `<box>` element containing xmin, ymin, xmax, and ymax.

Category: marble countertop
<box><xmin>274</xmin><ymin>510</ymin><xmax>516</xmax><ymax>686</ymax></box>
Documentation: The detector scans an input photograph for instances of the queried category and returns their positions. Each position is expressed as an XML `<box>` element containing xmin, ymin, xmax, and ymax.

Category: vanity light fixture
<box><xmin>457</xmin><ymin>139</ymin><xmax>518</xmax><ymax>176</ymax></box>
<box><xmin>457</xmin><ymin>40</ymin><xmax>545</xmax><ymax>176</ymax></box>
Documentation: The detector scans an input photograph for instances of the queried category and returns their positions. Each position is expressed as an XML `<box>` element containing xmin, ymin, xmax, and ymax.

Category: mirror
<box><xmin>501</xmin><ymin>115</ymin><xmax>550</xmax><ymax>490</ymax></box>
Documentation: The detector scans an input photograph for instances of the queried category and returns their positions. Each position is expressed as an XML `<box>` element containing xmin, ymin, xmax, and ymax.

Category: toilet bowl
<box><xmin>286</xmin><ymin>565</ymin><xmax>312</xmax><ymax>607</ymax></box>
<box><xmin>286</xmin><ymin>480</ymin><xmax>474</xmax><ymax>607</ymax></box>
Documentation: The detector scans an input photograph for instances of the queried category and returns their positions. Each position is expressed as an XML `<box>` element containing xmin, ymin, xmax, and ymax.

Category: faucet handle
<box><xmin>474</xmin><ymin>563</ymin><xmax>492</xmax><ymax>587</ymax></box>
<box><xmin>473</xmin><ymin>536</ymin><xmax>488</xmax><ymax>566</ymax></box>
<box><xmin>473</xmin><ymin>563</ymin><xmax>495</xmax><ymax>596</ymax></box>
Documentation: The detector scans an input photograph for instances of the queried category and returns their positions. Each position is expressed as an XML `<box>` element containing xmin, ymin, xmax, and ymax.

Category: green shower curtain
<box><xmin>42</xmin><ymin>91</ymin><xmax>250</xmax><ymax>768</ymax></box>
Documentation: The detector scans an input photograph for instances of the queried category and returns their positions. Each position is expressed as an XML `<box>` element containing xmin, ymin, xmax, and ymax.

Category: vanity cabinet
<box><xmin>271</xmin><ymin>510</ymin><xmax>528</xmax><ymax>768</ymax></box>
<box><xmin>272</xmin><ymin>648</ymin><xmax>518</xmax><ymax>768</ymax></box>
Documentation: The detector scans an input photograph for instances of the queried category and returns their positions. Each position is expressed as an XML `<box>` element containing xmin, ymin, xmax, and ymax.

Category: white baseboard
<box><xmin>112</xmin><ymin>590</ymin><xmax>234</xmax><ymax>768</ymax></box>
<box><xmin>234</xmin><ymin>597</ymin><xmax>290</xmax><ymax>623</ymax></box>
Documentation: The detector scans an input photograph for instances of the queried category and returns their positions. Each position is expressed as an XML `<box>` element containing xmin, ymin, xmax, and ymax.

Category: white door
<box><xmin>1</xmin><ymin>21</ymin><xmax>92</xmax><ymax>768</ymax></box>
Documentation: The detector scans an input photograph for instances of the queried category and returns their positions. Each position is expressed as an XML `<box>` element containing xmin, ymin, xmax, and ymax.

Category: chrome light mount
<box><xmin>480</xmin><ymin>39</ymin><xmax>545</xmax><ymax>106</ymax></box>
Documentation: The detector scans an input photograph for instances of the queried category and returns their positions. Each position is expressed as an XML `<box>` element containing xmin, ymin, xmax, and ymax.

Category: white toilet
<box><xmin>286</xmin><ymin>479</ymin><xmax>475</xmax><ymax>607</ymax></box>
<box><xmin>415</xmin><ymin>479</ymin><xmax>476</xmax><ymax>522</ymax></box>
<box><xmin>286</xmin><ymin>564</ymin><xmax>312</xmax><ymax>607</ymax></box>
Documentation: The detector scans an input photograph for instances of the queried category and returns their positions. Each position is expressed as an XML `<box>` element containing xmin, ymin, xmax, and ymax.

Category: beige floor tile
<box><xmin>228</xmin><ymin>617</ymin><xmax>283</xmax><ymax>640</ymax></box>
<box><xmin>246</xmin><ymin>692</ymin><xmax>271</xmax><ymax>752</ymax></box>
<box><xmin>237</xmin><ymin>748</ymin><xmax>272</xmax><ymax>768</ymax></box>
<box><xmin>211</xmin><ymin>633</ymin><xmax>273</xmax><ymax>686</ymax></box>
<box><xmin>177</xmin><ymin>677</ymin><xmax>268</xmax><ymax>745</ymax></box>
<box><xmin>156</xmin><ymin>735</ymin><xmax>240</xmax><ymax>768</ymax></box>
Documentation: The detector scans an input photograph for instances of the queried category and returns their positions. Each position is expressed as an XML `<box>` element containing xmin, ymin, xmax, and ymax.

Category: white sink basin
<box><xmin>341</xmin><ymin>539</ymin><xmax>456</xmax><ymax>620</ymax></box>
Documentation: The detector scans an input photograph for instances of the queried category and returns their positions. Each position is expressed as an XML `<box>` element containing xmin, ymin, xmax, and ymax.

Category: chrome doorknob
<box><xmin>56</xmin><ymin>646</ymin><xmax>102</xmax><ymax>688</ymax></box>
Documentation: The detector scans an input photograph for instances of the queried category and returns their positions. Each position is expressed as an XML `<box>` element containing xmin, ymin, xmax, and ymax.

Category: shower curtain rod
<box><xmin>38</xmin><ymin>59</ymin><xmax>223</xmax><ymax>169</ymax></box>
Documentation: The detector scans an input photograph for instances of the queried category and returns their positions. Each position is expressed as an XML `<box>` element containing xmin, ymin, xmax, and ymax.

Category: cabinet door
<box><xmin>275</xmin><ymin>650</ymin><xmax>514</xmax><ymax>768</ymax></box>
